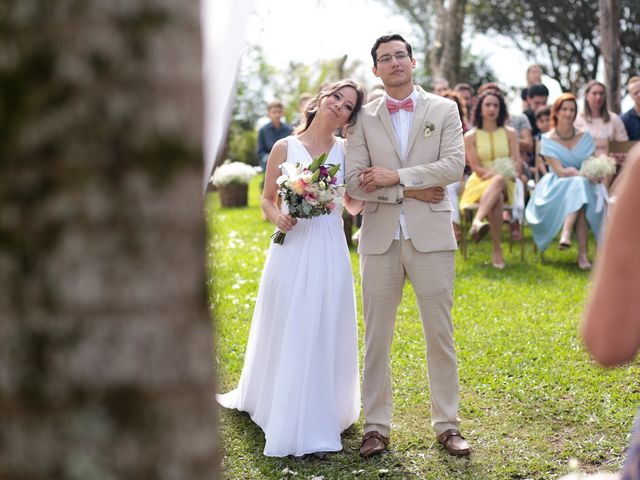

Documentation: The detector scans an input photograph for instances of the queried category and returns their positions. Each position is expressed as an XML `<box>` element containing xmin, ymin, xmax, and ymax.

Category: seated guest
<box><xmin>477</xmin><ymin>82</ymin><xmax>504</xmax><ymax>97</ymax></box>
<box><xmin>531</xmin><ymin>106</ymin><xmax>552</xmax><ymax>177</ymax></box>
<box><xmin>523</xmin><ymin>84</ymin><xmax>549</xmax><ymax>139</ymax></box>
<box><xmin>460</xmin><ymin>91</ymin><xmax>520</xmax><ymax>269</ymax></box>
<box><xmin>505</xmin><ymin>111</ymin><xmax>532</xmax><ymax>240</ymax></box>
<box><xmin>366</xmin><ymin>84</ymin><xmax>386</xmax><ymax>104</ymax></box>
<box><xmin>432</xmin><ymin>77</ymin><xmax>450</xmax><ymax>96</ymax></box>
<box><xmin>520</xmin><ymin>64</ymin><xmax>544</xmax><ymax>111</ymax></box>
<box><xmin>535</xmin><ymin>106</ymin><xmax>551</xmax><ymax>135</ymax></box>
<box><xmin>621</xmin><ymin>76</ymin><xmax>640</xmax><ymax>140</ymax></box>
<box><xmin>525</xmin><ymin>94</ymin><xmax>602</xmax><ymax>270</ymax></box>
<box><xmin>455</xmin><ymin>83</ymin><xmax>475</xmax><ymax>126</ymax></box>
<box><xmin>257</xmin><ymin>100</ymin><xmax>293</xmax><ymax>171</ymax></box>
<box><xmin>575</xmin><ymin>80</ymin><xmax>628</xmax><ymax>155</ymax></box>
<box><xmin>443</xmin><ymin>90</ymin><xmax>470</xmax><ymax>133</ymax></box>
<box><xmin>442</xmin><ymin>90</ymin><xmax>470</xmax><ymax>241</ymax></box>
<box><xmin>290</xmin><ymin>93</ymin><xmax>313</xmax><ymax>129</ymax></box>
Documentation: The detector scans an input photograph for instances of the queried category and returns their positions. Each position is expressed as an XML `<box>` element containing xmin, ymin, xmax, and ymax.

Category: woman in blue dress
<box><xmin>525</xmin><ymin>93</ymin><xmax>603</xmax><ymax>270</ymax></box>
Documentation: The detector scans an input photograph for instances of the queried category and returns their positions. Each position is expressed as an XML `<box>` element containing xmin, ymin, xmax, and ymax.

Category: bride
<box><xmin>218</xmin><ymin>80</ymin><xmax>365</xmax><ymax>457</ymax></box>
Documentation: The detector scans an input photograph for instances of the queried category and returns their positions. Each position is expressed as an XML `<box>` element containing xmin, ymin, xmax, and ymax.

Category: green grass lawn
<box><xmin>208</xmin><ymin>177</ymin><xmax>639</xmax><ymax>480</ymax></box>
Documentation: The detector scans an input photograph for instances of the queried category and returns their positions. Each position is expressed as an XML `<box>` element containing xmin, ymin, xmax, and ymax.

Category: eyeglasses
<box><xmin>377</xmin><ymin>52</ymin><xmax>410</xmax><ymax>65</ymax></box>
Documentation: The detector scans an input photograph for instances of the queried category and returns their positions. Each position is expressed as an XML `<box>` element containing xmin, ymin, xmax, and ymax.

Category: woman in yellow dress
<box><xmin>460</xmin><ymin>91</ymin><xmax>520</xmax><ymax>269</ymax></box>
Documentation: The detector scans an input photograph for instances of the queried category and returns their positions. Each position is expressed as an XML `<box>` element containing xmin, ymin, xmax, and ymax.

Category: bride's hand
<box><xmin>276</xmin><ymin>213</ymin><xmax>298</xmax><ymax>232</ymax></box>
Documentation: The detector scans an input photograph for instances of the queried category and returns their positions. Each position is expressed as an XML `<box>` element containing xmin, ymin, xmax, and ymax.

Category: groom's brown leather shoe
<box><xmin>359</xmin><ymin>431</ymin><xmax>389</xmax><ymax>458</ymax></box>
<box><xmin>437</xmin><ymin>429</ymin><xmax>471</xmax><ymax>456</ymax></box>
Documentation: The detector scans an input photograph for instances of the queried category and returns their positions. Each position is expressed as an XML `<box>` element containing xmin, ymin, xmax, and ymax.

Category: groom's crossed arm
<box><xmin>395</xmin><ymin>102</ymin><xmax>465</xmax><ymax>190</ymax></box>
<box><xmin>345</xmin><ymin>117</ymin><xmax>404</xmax><ymax>204</ymax></box>
<box><xmin>345</xmin><ymin>102</ymin><xmax>463</xmax><ymax>203</ymax></box>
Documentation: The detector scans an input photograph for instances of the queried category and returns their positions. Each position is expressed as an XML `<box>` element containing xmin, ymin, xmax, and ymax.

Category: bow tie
<box><xmin>386</xmin><ymin>97</ymin><xmax>414</xmax><ymax>114</ymax></box>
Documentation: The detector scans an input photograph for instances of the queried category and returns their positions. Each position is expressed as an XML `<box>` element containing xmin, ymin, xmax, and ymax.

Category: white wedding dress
<box><xmin>217</xmin><ymin>136</ymin><xmax>360</xmax><ymax>457</ymax></box>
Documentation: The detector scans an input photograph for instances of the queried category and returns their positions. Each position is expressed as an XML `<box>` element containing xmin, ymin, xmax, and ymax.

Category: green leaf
<box><xmin>327</xmin><ymin>163</ymin><xmax>340</xmax><ymax>177</ymax></box>
<box><xmin>308</xmin><ymin>152</ymin><xmax>328</xmax><ymax>172</ymax></box>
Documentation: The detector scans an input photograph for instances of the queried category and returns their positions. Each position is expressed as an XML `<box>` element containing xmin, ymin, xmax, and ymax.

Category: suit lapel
<box><xmin>406</xmin><ymin>87</ymin><xmax>431</xmax><ymax>161</ymax></box>
<box><xmin>373</xmin><ymin>99</ymin><xmax>403</xmax><ymax>161</ymax></box>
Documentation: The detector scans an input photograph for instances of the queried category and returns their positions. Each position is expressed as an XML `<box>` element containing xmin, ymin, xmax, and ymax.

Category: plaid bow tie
<box><xmin>386</xmin><ymin>97</ymin><xmax>414</xmax><ymax>114</ymax></box>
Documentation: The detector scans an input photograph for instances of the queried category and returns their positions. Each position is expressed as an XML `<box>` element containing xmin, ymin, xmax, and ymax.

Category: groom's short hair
<box><xmin>371</xmin><ymin>34</ymin><xmax>413</xmax><ymax>67</ymax></box>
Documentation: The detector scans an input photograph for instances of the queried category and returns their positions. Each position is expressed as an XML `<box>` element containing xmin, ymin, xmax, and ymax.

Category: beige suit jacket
<box><xmin>345</xmin><ymin>86</ymin><xmax>465</xmax><ymax>255</ymax></box>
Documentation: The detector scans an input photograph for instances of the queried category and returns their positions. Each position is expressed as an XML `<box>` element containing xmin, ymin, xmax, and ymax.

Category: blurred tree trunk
<box><xmin>0</xmin><ymin>1</ymin><xmax>218</xmax><ymax>479</ymax></box>
<box><xmin>600</xmin><ymin>0</ymin><xmax>621</xmax><ymax>113</ymax></box>
<box><xmin>378</xmin><ymin>0</ymin><xmax>434</xmax><ymax>81</ymax></box>
<box><xmin>430</xmin><ymin>0</ymin><xmax>467</xmax><ymax>85</ymax></box>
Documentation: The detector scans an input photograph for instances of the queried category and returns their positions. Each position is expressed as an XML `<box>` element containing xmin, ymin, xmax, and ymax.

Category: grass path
<box><xmin>208</xmin><ymin>178</ymin><xmax>638</xmax><ymax>479</ymax></box>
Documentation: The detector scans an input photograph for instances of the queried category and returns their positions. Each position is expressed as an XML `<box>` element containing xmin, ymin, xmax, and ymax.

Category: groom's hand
<box><xmin>359</xmin><ymin>167</ymin><xmax>400</xmax><ymax>193</ymax></box>
<box><xmin>404</xmin><ymin>186</ymin><xmax>445</xmax><ymax>203</ymax></box>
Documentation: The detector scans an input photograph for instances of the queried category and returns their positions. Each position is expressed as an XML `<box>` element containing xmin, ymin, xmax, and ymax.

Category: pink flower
<box><xmin>293</xmin><ymin>179</ymin><xmax>306</xmax><ymax>195</ymax></box>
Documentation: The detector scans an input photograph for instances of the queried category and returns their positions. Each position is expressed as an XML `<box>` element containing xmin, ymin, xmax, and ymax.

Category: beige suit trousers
<box><xmin>360</xmin><ymin>238</ymin><xmax>459</xmax><ymax>438</ymax></box>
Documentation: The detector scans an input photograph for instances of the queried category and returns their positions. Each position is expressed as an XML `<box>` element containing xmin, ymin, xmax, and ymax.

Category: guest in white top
<box><xmin>574</xmin><ymin>80</ymin><xmax>628</xmax><ymax>156</ymax></box>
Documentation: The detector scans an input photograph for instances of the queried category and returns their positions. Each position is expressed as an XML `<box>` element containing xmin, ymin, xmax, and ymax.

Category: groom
<box><xmin>345</xmin><ymin>34</ymin><xmax>470</xmax><ymax>457</ymax></box>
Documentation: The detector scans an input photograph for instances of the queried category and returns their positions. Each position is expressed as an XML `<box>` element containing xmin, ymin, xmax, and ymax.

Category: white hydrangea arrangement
<box><xmin>579</xmin><ymin>154</ymin><xmax>616</xmax><ymax>181</ymax></box>
<box><xmin>491</xmin><ymin>157</ymin><xmax>516</xmax><ymax>180</ymax></box>
<box><xmin>210</xmin><ymin>160</ymin><xmax>258</xmax><ymax>187</ymax></box>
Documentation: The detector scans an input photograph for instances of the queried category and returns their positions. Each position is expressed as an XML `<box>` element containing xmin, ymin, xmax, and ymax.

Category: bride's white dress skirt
<box><xmin>218</xmin><ymin>138</ymin><xmax>360</xmax><ymax>457</ymax></box>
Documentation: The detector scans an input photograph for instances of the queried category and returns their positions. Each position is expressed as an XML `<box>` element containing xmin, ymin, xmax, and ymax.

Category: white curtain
<box><xmin>201</xmin><ymin>0</ymin><xmax>255</xmax><ymax>191</ymax></box>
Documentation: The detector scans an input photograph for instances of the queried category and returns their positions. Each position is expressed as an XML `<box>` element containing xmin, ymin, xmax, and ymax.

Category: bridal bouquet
<box><xmin>272</xmin><ymin>152</ymin><xmax>345</xmax><ymax>245</ymax></box>
<box><xmin>580</xmin><ymin>154</ymin><xmax>616</xmax><ymax>181</ymax></box>
<box><xmin>491</xmin><ymin>157</ymin><xmax>516</xmax><ymax>180</ymax></box>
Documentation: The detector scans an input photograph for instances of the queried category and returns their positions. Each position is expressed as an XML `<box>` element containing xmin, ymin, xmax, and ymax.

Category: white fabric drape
<box><xmin>201</xmin><ymin>0</ymin><xmax>255</xmax><ymax>191</ymax></box>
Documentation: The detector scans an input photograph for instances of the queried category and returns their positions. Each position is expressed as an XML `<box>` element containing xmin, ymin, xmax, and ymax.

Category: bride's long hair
<box><xmin>295</xmin><ymin>79</ymin><xmax>364</xmax><ymax>135</ymax></box>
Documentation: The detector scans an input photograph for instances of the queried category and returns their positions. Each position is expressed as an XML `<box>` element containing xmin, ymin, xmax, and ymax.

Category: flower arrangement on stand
<box><xmin>210</xmin><ymin>160</ymin><xmax>258</xmax><ymax>207</ymax></box>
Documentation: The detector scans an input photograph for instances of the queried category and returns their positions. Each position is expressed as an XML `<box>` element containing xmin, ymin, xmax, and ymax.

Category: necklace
<box><xmin>556</xmin><ymin>127</ymin><xmax>575</xmax><ymax>141</ymax></box>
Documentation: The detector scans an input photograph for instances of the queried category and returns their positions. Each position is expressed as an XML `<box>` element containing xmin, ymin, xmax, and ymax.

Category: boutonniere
<box><xmin>424</xmin><ymin>121</ymin><xmax>436</xmax><ymax>138</ymax></box>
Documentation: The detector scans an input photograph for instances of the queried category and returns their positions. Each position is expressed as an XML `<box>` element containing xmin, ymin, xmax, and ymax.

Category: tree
<box><xmin>458</xmin><ymin>46</ymin><xmax>497</xmax><ymax>92</ymax></box>
<box><xmin>469</xmin><ymin>0</ymin><xmax>640</xmax><ymax>97</ymax></box>
<box><xmin>430</xmin><ymin>0</ymin><xmax>467</xmax><ymax>84</ymax></box>
<box><xmin>599</xmin><ymin>0</ymin><xmax>621</xmax><ymax>112</ymax></box>
<box><xmin>0</xmin><ymin>1</ymin><xmax>218</xmax><ymax>478</ymax></box>
<box><xmin>619</xmin><ymin>2</ymin><xmax>640</xmax><ymax>90</ymax></box>
<box><xmin>378</xmin><ymin>0</ymin><xmax>434</xmax><ymax>80</ymax></box>
<box><xmin>376</xmin><ymin>0</ymin><xmax>493</xmax><ymax>88</ymax></box>
<box><xmin>223</xmin><ymin>51</ymin><xmax>364</xmax><ymax>166</ymax></box>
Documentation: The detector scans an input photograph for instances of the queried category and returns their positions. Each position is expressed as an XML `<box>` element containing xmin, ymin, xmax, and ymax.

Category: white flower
<box><xmin>280</xmin><ymin>162</ymin><xmax>298</xmax><ymax>178</ymax></box>
<box><xmin>491</xmin><ymin>157</ymin><xmax>516</xmax><ymax>180</ymax></box>
<box><xmin>210</xmin><ymin>160</ymin><xmax>257</xmax><ymax>187</ymax></box>
<box><xmin>319</xmin><ymin>181</ymin><xmax>326</xmax><ymax>190</ymax></box>
<box><xmin>580</xmin><ymin>155</ymin><xmax>616</xmax><ymax>180</ymax></box>
<box><xmin>276</xmin><ymin>175</ymin><xmax>288</xmax><ymax>186</ymax></box>
<box><xmin>423</xmin><ymin>120</ymin><xmax>436</xmax><ymax>138</ymax></box>
<box><xmin>302</xmin><ymin>174</ymin><xmax>313</xmax><ymax>184</ymax></box>
<box><xmin>568</xmin><ymin>458</ymin><xmax>580</xmax><ymax>471</ymax></box>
